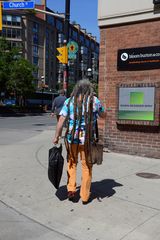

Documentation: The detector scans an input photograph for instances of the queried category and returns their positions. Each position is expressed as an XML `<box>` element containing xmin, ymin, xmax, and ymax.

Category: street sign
<box><xmin>67</xmin><ymin>41</ymin><xmax>78</xmax><ymax>54</ymax></box>
<box><xmin>67</xmin><ymin>41</ymin><xmax>78</xmax><ymax>60</ymax></box>
<box><xmin>56</xmin><ymin>46</ymin><xmax>68</xmax><ymax>64</ymax></box>
<box><xmin>68</xmin><ymin>52</ymin><xmax>76</xmax><ymax>60</ymax></box>
<box><xmin>3</xmin><ymin>1</ymin><xmax>35</xmax><ymax>10</ymax></box>
<box><xmin>0</xmin><ymin>3</ymin><xmax>2</xmax><ymax>31</ymax></box>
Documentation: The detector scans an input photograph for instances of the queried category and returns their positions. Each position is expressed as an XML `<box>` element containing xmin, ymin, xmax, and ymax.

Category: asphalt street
<box><xmin>0</xmin><ymin>113</ymin><xmax>56</xmax><ymax>145</ymax></box>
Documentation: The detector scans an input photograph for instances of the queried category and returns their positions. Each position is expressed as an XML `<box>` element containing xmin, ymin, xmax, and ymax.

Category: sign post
<box><xmin>0</xmin><ymin>3</ymin><xmax>2</xmax><ymax>31</ymax></box>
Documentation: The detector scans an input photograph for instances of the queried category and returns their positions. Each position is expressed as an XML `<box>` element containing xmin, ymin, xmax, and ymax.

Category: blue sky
<box><xmin>35</xmin><ymin>0</ymin><xmax>100</xmax><ymax>42</ymax></box>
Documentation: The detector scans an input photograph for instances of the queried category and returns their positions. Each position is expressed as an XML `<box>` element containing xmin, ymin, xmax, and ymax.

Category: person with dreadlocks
<box><xmin>53</xmin><ymin>79</ymin><xmax>105</xmax><ymax>204</ymax></box>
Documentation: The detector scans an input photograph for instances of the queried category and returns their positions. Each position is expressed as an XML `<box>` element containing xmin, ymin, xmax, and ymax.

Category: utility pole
<box><xmin>63</xmin><ymin>0</ymin><xmax>70</xmax><ymax>96</ymax></box>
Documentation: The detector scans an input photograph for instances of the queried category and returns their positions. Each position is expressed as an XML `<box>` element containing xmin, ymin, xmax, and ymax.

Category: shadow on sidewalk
<box><xmin>55</xmin><ymin>179</ymin><xmax>123</xmax><ymax>203</ymax></box>
<box><xmin>90</xmin><ymin>179</ymin><xmax>123</xmax><ymax>201</ymax></box>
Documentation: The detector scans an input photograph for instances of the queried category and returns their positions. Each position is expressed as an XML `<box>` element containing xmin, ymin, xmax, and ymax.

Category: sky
<box><xmin>35</xmin><ymin>0</ymin><xmax>100</xmax><ymax>42</ymax></box>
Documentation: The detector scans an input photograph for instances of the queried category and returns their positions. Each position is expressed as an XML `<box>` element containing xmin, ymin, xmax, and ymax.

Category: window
<box><xmin>12</xmin><ymin>16</ymin><xmax>21</xmax><ymax>26</ymax></box>
<box><xmin>85</xmin><ymin>39</ymin><xmax>89</xmax><ymax>47</ymax></box>
<box><xmin>7</xmin><ymin>29</ymin><xmax>11</xmax><ymax>38</ymax></box>
<box><xmin>80</xmin><ymin>34</ymin><xmax>84</xmax><ymax>44</ymax></box>
<box><xmin>47</xmin><ymin>15</ymin><xmax>54</xmax><ymax>26</ymax></box>
<box><xmin>2</xmin><ymin>15</ymin><xmax>21</xmax><ymax>26</ymax></box>
<box><xmin>56</xmin><ymin>19</ymin><xmax>63</xmax><ymax>31</ymax></box>
<box><xmin>12</xmin><ymin>29</ymin><xmax>16</xmax><ymax>38</ymax></box>
<box><xmin>33</xmin><ymin>45</ymin><xmax>38</xmax><ymax>56</ymax></box>
<box><xmin>33</xmin><ymin>56</ymin><xmax>39</xmax><ymax>66</ymax></box>
<box><xmin>91</xmin><ymin>42</ymin><xmax>95</xmax><ymax>50</ymax></box>
<box><xmin>6</xmin><ymin>15</ymin><xmax>12</xmax><ymax>25</ymax></box>
<box><xmin>33</xmin><ymin>33</ymin><xmax>38</xmax><ymax>44</ymax></box>
<box><xmin>3</xmin><ymin>28</ymin><xmax>22</xmax><ymax>39</ymax></box>
<box><xmin>72</xmin><ymin>30</ymin><xmax>78</xmax><ymax>40</ymax></box>
<box><xmin>33</xmin><ymin>22</ymin><xmax>39</xmax><ymax>33</ymax></box>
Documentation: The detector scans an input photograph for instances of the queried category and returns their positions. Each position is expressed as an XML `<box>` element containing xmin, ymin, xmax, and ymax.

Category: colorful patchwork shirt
<box><xmin>59</xmin><ymin>96</ymin><xmax>105</xmax><ymax>144</ymax></box>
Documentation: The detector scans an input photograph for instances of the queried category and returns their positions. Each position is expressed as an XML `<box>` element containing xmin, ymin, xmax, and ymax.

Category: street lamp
<box><xmin>87</xmin><ymin>68</ymin><xmax>92</xmax><ymax>81</ymax></box>
<box><xmin>63</xmin><ymin>0</ymin><xmax>70</xmax><ymax>96</ymax></box>
<box><xmin>41</xmin><ymin>75</ymin><xmax>45</xmax><ymax>110</ymax></box>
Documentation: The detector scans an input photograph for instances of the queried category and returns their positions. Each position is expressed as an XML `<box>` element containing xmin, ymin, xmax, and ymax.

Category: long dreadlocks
<box><xmin>64</xmin><ymin>79</ymin><xmax>94</xmax><ymax>163</ymax></box>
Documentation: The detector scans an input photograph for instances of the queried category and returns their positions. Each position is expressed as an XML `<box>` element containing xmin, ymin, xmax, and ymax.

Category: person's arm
<box><xmin>51</xmin><ymin>99</ymin><xmax>56</xmax><ymax>117</ymax></box>
<box><xmin>52</xmin><ymin>98</ymin><xmax>69</xmax><ymax>144</ymax></box>
<box><xmin>52</xmin><ymin>115</ymin><xmax>66</xmax><ymax>144</ymax></box>
<box><xmin>51</xmin><ymin>98</ymin><xmax>56</xmax><ymax>112</ymax></box>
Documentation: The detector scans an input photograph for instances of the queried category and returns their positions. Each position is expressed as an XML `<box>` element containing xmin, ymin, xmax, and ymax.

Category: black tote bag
<box><xmin>48</xmin><ymin>144</ymin><xmax>64</xmax><ymax>189</ymax></box>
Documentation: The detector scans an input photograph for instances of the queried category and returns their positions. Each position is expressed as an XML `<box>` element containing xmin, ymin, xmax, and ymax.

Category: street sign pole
<box><xmin>63</xmin><ymin>0</ymin><xmax>70</xmax><ymax>96</ymax></box>
<box><xmin>0</xmin><ymin>3</ymin><xmax>2</xmax><ymax>31</ymax></box>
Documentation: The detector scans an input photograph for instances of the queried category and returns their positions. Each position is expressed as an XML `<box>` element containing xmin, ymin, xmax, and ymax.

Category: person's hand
<box><xmin>52</xmin><ymin>136</ymin><xmax>59</xmax><ymax>145</ymax></box>
<box><xmin>50</xmin><ymin>113</ymin><xmax>54</xmax><ymax>117</ymax></box>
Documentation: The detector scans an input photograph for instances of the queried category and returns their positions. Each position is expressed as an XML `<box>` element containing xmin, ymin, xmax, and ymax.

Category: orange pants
<box><xmin>67</xmin><ymin>144</ymin><xmax>92</xmax><ymax>202</ymax></box>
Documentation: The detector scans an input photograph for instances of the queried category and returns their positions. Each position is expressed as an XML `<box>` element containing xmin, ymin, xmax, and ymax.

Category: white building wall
<box><xmin>98</xmin><ymin>0</ymin><xmax>159</xmax><ymax>26</ymax></box>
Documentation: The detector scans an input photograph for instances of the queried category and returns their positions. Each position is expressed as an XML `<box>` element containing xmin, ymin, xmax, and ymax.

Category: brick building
<box><xmin>98</xmin><ymin>0</ymin><xmax>160</xmax><ymax>158</ymax></box>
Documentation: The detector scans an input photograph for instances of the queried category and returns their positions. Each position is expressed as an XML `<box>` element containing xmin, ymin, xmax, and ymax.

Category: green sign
<box><xmin>67</xmin><ymin>41</ymin><xmax>78</xmax><ymax>60</ymax></box>
<box><xmin>118</xmin><ymin>87</ymin><xmax>155</xmax><ymax>121</ymax></box>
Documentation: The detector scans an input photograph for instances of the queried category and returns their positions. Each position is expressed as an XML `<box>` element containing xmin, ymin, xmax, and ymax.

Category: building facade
<box><xmin>0</xmin><ymin>0</ymin><xmax>99</xmax><ymax>92</ymax></box>
<box><xmin>98</xmin><ymin>0</ymin><xmax>160</xmax><ymax>158</ymax></box>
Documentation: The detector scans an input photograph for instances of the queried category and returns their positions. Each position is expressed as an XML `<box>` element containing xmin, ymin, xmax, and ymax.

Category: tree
<box><xmin>0</xmin><ymin>38</ymin><xmax>15</xmax><ymax>92</ymax></box>
<box><xmin>0</xmin><ymin>37</ymin><xmax>36</xmax><ymax>105</ymax></box>
<box><xmin>7</xmin><ymin>58</ymin><xmax>36</xmax><ymax>106</ymax></box>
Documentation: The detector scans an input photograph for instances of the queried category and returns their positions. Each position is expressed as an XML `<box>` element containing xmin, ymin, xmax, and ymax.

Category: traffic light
<box><xmin>56</xmin><ymin>46</ymin><xmax>68</xmax><ymax>64</ymax></box>
<box><xmin>0</xmin><ymin>3</ymin><xmax>2</xmax><ymax>31</ymax></box>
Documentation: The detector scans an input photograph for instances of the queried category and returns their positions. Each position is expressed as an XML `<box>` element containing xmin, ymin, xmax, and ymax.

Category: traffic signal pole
<box><xmin>0</xmin><ymin>2</ymin><xmax>2</xmax><ymax>31</ymax></box>
<box><xmin>63</xmin><ymin>0</ymin><xmax>70</xmax><ymax>96</ymax></box>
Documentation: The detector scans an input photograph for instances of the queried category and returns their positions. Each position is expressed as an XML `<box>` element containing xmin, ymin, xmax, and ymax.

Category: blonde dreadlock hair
<box><xmin>65</xmin><ymin>79</ymin><xmax>94</xmax><ymax>163</ymax></box>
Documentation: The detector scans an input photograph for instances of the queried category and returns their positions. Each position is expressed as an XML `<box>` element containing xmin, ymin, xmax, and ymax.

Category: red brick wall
<box><xmin>99</xmin><ymin>19</ymin><xmax>160</xmax><ymax>158</ymax></box>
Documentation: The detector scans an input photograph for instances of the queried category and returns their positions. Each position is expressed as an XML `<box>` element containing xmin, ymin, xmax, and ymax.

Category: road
<box><xmin>0</xmin><ymin>113</ymin><xmax>56</xmax><ymax>145</ymax></box>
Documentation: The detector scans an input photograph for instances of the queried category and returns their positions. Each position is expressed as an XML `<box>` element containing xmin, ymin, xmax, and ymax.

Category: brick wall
<box><xmin>99</xmin><ymin>19</ymin><xmax>160</xmax><ymax>158</ymax></box>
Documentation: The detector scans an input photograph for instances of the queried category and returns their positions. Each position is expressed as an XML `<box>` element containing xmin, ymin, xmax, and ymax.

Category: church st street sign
<box><xmin>3</xmin><ymin>1</ymin><xmax>35</xmax><ymax>10</ymax></box>
<box><xmin>117</xmin><ymin>46</ymin><xmax>160</xmax><ymax>71</ymax></box>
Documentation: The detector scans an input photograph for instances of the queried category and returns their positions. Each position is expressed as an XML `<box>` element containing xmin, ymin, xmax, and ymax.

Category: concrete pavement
<box><xmin>0</xmin><ymin>129</ymin><xmax>160</xmax><ymax>240</ymax></box>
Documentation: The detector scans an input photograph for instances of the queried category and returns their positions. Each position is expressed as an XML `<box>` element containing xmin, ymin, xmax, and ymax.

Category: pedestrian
<box><xmin>52</xmin><ymin>79</ymin><xmax>105</xmax><ymax>204</ymax></box>
<box><xmin>51</xmin><ymin>89</ymin><xmax>66</xmax><ymax>122</ymax></box>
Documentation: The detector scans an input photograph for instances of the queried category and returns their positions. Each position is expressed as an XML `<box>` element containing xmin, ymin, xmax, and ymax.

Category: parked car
<box><xmin>3</xmin><ymin>98</ymin><xmax>16</xmax><ymax>106</ymax></box>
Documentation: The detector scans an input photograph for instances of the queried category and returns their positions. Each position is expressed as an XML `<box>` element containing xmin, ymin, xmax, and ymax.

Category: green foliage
<box><xmin>0</xmin><ymin>37</ymin><xmax>36</xmax><ymax>98</ymax></box>
<box><xmin>67</xmin><ymin>82</ymin><xmax>75</xmax><ymax>96</ymax></box>
<box><xmin>0</xmin><ymin>38</ymin><xmax>13</xmax><ymax>91</ymax></box>
<box><xmin>7</xmin><ymin>58</ymin><xmax>36</xmax><ymax>96</ymax></box>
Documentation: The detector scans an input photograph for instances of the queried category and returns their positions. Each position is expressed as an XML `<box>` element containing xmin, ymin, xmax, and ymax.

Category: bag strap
<box><xmin>95</xmin><ymin>120</ymin><xmax>99</xmax><ymax>142</ymax></box>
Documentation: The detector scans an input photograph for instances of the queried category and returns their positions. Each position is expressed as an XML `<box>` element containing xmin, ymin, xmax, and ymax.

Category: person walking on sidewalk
<box><xmin>51</xmin><ymin>89</ymin><xmax>66</xmax><ymax>122</ymax></box>
<box><xmin>52</xmin><ymin>80</ymin><xmax>105</xmax><ymax>204</ymax></box>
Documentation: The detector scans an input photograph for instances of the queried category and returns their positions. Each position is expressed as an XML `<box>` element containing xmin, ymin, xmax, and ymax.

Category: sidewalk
<box><xmin>0</xmin><ymin>129</ymin><xmax>160</xmax><ymax>240</ymax></box>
